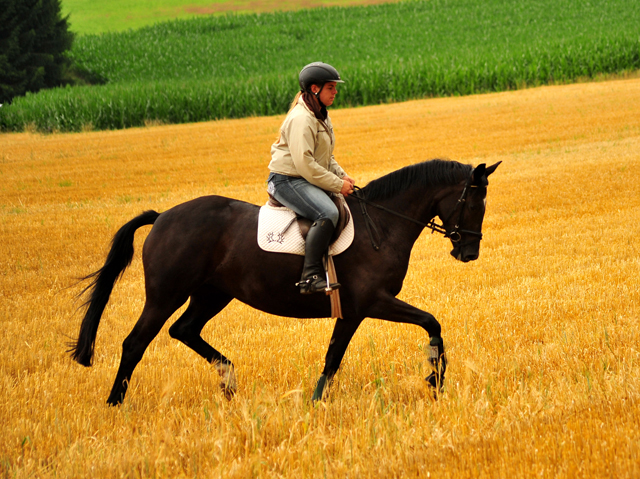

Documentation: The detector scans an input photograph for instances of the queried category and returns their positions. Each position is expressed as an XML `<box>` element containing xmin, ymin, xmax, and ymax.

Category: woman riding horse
<box><xmin>267</xmin><ymin>62</ymin><xmax>356</xmax><ymax>294</ymax></box>
<box><xmin>68</xmin><ymin>63</ymin><xmax>502</xmax><ymax>405</ymax></box>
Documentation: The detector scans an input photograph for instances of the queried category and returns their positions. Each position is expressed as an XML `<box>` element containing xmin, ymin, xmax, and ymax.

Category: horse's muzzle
<box><xmin>451</xmin><ymin>244</ymin><xmax>479</xmax><ymax>263</ymax></box>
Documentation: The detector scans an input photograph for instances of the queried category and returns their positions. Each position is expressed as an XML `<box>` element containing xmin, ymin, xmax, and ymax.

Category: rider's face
<box><xmin>312</xmin><ymin>82</ymin><xmax>338</xmax><ymax>106</ymax></box>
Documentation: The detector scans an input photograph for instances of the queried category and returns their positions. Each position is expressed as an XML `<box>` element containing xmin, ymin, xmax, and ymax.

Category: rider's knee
<box><xmin>318</xmin><ymin>205</ymin><xmax>339</xmax><ymax>228</ymax></box>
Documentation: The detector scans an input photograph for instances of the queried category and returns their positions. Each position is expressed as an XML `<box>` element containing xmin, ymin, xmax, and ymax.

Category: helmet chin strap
<box><xmin>313</xmin><ymin>84</ymin><xmax>326</xmax><ymax>107</ymax></box>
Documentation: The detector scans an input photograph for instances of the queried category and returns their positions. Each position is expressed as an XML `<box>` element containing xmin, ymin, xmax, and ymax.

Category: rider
<box><xmin>267</xmin><ymin>62</ymin><xmax>356</xmax><ymax>294</ymax></box>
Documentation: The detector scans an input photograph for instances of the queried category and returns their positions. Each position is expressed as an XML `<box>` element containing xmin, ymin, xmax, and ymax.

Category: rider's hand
<box><xmin>343</xmin><ymin>175</ymin><xmax>356</xmax><ymax>187</ymax></box>
<box><xmin>340</xmin><ymin>178</ymin><xmax>354</xmax><ymax>196</ymax></box>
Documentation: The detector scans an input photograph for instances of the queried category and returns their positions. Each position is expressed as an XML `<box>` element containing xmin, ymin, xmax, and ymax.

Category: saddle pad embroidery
<box><xmin>257</xmin><ymin>203</ymin><xmax>354</xmax><ymax>256</ymax></box>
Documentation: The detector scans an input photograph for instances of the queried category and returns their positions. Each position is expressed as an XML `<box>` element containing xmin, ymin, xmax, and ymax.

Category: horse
<box><xmin>70</xmin><ymin>159</ymin><xmax>500</xmax><ymax>405</ymax></box>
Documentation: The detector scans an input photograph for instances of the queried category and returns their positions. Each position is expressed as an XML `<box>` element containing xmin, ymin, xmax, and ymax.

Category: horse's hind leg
<box><xmin>107</xmin><ymin>297</ymin><xmax>184</xmax><ymax>406</ymax></box>
<box><xmin>168</xmin><ymin>287</ymin><xmax>236</xmax><ymax>398</ymax></box>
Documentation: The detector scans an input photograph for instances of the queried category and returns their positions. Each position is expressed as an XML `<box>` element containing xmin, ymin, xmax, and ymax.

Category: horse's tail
<box><xmin>69</xmin><ymin>210</ymin><xmax>161</xmax><ymax>366</ymax></box>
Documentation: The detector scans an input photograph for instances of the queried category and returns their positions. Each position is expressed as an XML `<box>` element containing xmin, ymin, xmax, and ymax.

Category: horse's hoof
<box><xmin>106</xmin><ymin>391</ymin><xmax>125</xmax><ymax>406</ymax></box>
<box><xmin>215</xmin><ymin>362</ymin><xmax>237</xmax><ymax>400</ymax></box>
<box><xmin>312</xmin><ymin>374</ymin><xmax>329</xmax><ymax>402</ymax></box>
<box><xmin>425</xmin><ymin>373</ymin><xmax>445</xmax><ymax>399</ymax></box>
<box><xmin>220</xmin><ymin>384</ymin><xmax>236</xmax><ymax>400</ymax></box>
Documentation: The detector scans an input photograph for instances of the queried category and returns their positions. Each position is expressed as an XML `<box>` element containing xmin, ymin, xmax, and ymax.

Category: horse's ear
<box><xmin>485</xmin><ymin>161</ymin><xmax>502</xmax><ymax>177</ymax></box>
<box><xmin>471</xmin><ymin>164</ymin><xmax>486</xmax><ymax>185</ymax></box>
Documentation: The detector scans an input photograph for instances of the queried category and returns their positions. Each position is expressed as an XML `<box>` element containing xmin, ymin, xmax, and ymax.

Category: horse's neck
<box><xmin>368</xmin><ymin>185</ymin><xmax>440</xmax><ymax>243</ymax></box>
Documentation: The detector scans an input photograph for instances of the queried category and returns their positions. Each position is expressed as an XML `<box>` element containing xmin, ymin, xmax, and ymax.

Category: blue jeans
<box><xmin>267</xmin><ymin>172</ymin><xmax>339</xmax><ymax>227</ymax></box>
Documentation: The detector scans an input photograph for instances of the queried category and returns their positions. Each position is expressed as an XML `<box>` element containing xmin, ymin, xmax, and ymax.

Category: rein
<box><xmin>351</xmin><ymin>173</ymin><xmax>482</xmax><ymax>250</ymax></box>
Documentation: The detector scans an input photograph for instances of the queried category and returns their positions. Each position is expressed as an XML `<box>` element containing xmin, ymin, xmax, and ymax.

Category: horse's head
<box><xmin>437</xmin><ymin>161</ymin><xmax>501</xmax><ymax>263</ymax></box>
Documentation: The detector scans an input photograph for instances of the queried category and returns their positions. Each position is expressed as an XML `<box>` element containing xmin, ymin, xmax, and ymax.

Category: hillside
<box><xmin>61</xmin><ymin>0</ymin><xmax>402</xmax><ymax>34</ymax></box>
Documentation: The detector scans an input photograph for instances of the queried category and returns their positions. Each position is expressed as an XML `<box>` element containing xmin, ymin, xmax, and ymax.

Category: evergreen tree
<box><xmin>0</xmin><ymin>0</ymin><xmax>74</xmax><ymax>104</ymax></box>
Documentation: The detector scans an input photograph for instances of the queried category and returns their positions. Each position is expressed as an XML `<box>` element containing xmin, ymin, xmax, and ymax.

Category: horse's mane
<box><xmin>361</xmin><ymin>159</ymin><xmax>473</xmax><ymax>202</ymax></box>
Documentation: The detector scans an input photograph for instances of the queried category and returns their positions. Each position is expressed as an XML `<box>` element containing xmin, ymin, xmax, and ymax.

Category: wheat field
<box><xmin>1</xmin><ymin>78</ymin><xmax>639</xmax><ymax>478</ymax></box>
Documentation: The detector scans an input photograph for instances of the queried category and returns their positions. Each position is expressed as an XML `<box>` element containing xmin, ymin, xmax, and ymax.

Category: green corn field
<box><xmin>1</xmin><ymin>0</ymin><xmax>639</xmax><ymax>132</ymax></box>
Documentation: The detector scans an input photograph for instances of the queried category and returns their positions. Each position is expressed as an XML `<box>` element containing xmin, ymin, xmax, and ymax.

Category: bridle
<box><xmin>440</xmin><ymin>173</ymin><xmax>484</xmax><ymax>244</ymax></box>
<box><xmin>352</xmin><ymin>171</ymin><xmax>483</xmax><ymax>251</ymax></box>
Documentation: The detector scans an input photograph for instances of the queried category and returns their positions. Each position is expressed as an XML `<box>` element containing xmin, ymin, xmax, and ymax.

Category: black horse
<box><xmin>70</xmin><ymin>159</ymin><xmax>500</xmax><ymax>405</ymax></box>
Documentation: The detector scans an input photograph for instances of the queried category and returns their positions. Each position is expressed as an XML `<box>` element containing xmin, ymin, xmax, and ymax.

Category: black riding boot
<box><xmin>297</xmin><ymin>219</ymin><xmax>340</xmax><ymax>294</ymax></box>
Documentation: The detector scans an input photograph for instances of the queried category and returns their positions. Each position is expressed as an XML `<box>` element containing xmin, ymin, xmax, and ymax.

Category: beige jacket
<box><xmin>269</xmin><ymin>97</ymin><xmax>346</xmax><ymax>193</ymax></box>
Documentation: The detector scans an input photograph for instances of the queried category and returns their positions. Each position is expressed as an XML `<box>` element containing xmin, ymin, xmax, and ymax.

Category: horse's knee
<box><xmin>420</xmin><ymin>313</ymin><xmax>441</xmax><ymax>337</ymax></box>
<box><xmin>121</xmin><ymin>335</ymin><xmax>146</xmax><ymax>364</ymax></box>
<box><xmin>169</xmin><ymin>321</ymin><xmax>194</xmax><ymax>343</ymax></box>
<box><xmin>168</xmin><ymin>322</ymin><xmax>184</xmax><ymax>340</ymax></box>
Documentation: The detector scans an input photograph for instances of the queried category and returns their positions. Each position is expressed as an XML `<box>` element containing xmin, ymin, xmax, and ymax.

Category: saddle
<box><xmin>267</xmin><ymin>193</ymin><xmax>350</xmax><ymax>243</ymax></box>
<box><xmin>259</xmin><ymin>194</ymin><xmax>351</xmax><ymax>319</ymax></box>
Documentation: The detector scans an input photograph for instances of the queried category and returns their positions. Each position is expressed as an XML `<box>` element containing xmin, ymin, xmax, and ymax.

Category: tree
<box><xmin>0</xmin><ymin>0</ymin><xmax>74</xmax><ymax>104</ymax></box>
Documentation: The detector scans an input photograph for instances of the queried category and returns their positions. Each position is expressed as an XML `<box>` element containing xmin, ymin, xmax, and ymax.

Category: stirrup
<box><xmin>296</xmin><ymin>275</ymin><xmax>340</xmax><ymax>295</ymax></box>
<box><xmin>324</xmin><ymin>282</ymin><xmax>341</xmax><ymax>295</ymax></box>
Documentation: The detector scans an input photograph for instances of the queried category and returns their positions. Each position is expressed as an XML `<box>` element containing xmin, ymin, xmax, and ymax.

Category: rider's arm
<box><xmin>287</xmin><ymin>115</ymin><xmax>344</xmax><ymax>193</ymax></box>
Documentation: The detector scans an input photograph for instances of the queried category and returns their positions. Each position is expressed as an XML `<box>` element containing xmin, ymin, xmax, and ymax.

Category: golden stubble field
<box><xmin>2</xmin><ymin>78</ymin><xmax>640</xmax><ymax>478</ymax></box>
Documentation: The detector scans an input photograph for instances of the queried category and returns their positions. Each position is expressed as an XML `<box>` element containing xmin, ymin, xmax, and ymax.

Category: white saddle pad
<box><xmin>257</xmin><ymin>200</ymin><xmax>355</xmax><ymax>256</ymax></box>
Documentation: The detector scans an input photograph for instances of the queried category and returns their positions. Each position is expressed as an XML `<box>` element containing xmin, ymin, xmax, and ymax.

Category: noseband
<box><xmin>352</xmin><ymin>171</ymin><xmax>483</xmax><ymax>250</ymax></box>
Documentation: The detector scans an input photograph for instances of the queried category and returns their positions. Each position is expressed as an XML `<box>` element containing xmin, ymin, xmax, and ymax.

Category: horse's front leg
<box><xmin>312</xmin><ymin>317</ymin><xmax>363</xmax><ymax>401</ymax></box>
<box><xmin>368</xmin><ymin>296</ymin><xmax>447</xmax><ymax>394</ymax></box>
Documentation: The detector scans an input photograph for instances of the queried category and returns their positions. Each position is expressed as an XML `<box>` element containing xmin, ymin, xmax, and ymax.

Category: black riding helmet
<box><xmin>299</xmin><ymin>62</ymin><xmax>345</xmax><ymax>93</ymax></box>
